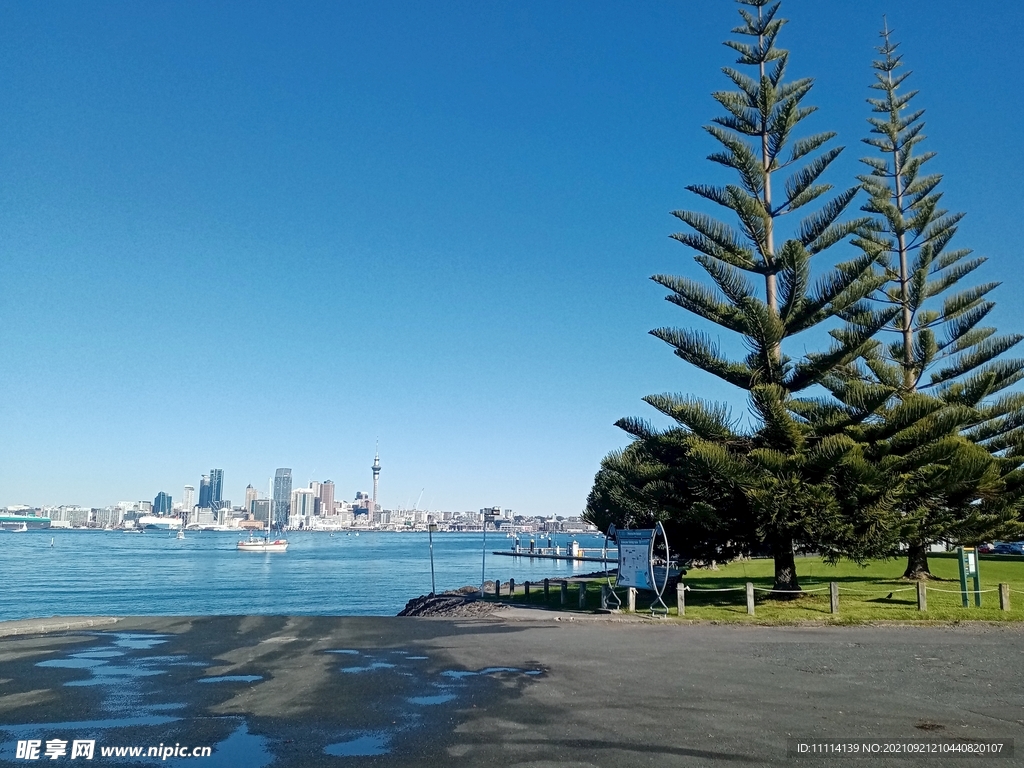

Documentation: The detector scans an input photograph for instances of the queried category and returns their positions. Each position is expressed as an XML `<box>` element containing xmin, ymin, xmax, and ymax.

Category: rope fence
<box><xmin>494</xmin><ymin>577</ymin><xmax>1020</xmax><ymax>616</ymax></box>
<box><xmin>673</xmin><ymin>579</ymin><xmax>1019</xmax><ymax>617</ymax></box>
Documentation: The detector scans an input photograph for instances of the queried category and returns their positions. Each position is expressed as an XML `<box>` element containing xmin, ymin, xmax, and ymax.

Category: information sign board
<box><xmin>616</xmin><ymin>529</ymin><xmax>655</xmax><ymax>590</ymax></box>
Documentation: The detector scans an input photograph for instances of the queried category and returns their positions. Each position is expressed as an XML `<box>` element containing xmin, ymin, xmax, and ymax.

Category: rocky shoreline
<box><xmin>397</xmin><ymin>585</ymin><xmax>509</xmax><ymax>617</ymax></box>
<box><xmin>397</xmin><ymin>572</ymin><xmax>614</xmax><ymax>617</ymax></box>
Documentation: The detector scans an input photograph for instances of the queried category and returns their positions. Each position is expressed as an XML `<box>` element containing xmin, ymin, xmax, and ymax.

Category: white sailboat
<box><xmin>237</xmin><ymin>480</ymin><xmax>288</xmax><ymax>552</ymax></box>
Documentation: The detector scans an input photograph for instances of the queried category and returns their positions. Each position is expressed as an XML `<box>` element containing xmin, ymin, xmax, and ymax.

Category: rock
<box><xmin>397</xmin><ymin>588</ymin><xmax>509</xmax><ymax>617</ymax></box>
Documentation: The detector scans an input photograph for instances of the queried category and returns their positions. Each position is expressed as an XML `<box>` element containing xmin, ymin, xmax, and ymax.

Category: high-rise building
<box><xmin>244</xmin><ymin>485</ymin><xmax>258</xmax><ymax>515</ymax></box>
<box><xmin>210</xmin><ymin>469</ymin><xmax>224</xmax><ymax>510</ymax></box>
<box><xmin>273</xmin><ymin>468</ymin><xmax>292</xmax><ymax>527</ymax></box>
<box><xmin>290</xmin><ymin>488</ymin><xmax>316</xmax><ymax>519</ymax></box>
<box><xmin>320</xmin><ymin>480</ymin><xmax>335</xmax><ymax>517</ymax></box>
<box><xmin>251</xmin><ymin>498</ymin><xmax>272</xmax><ymax>527</ymax></box>
<box><xmin>372</xmin><ymin>444</ymin><xmax>381</xmax><ymax>508</ymax></box>
<box><xmin>153</xmin><ymin>492</ymin><xmax>173</xmax><ymax>515</ymax></box>
<box><xmin>198</xmin><ymin>475</ymin><xmax>212</xmax><ymax>509</ymax></box>
<box><xmin>182</xmin><ymin>485</ymin><xmax>195</xmax><ymax>513</ymax></box>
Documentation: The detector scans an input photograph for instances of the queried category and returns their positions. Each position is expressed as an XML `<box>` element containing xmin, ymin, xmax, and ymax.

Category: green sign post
<box><xmin>957</xmin><ymin>546</ymin><xmax>982</xmax><ymax>607</ymax></box>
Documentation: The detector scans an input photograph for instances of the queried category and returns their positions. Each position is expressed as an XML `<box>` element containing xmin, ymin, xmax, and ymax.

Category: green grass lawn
<box><xmin>491</xmin><ymin>553</ymin><xmax>1024</xmax><ymax>624</ymax></box>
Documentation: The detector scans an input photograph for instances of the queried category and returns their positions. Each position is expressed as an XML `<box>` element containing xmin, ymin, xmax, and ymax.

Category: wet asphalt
<box><xmin>0</xmin><ymin>614</ymin><xmax>1022</xmax><ymax>767</ymax></box>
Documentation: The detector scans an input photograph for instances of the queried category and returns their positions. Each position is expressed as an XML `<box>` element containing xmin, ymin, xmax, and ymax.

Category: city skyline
<box><xmin>1</xmin><ymin>1</ymin><xmax>1021</xmax><ymax>516</ymax></box>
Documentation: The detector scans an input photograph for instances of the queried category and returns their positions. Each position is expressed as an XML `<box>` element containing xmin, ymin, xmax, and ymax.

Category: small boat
<box><xmin>8</xmin><ymin>523</ymin><xmax>28</xmax><ymax>533</ymax></box>
<box><xmin>237</xmin><ymin>534</ymin><xmax>288</xmax><ymax>552</ymax></box>
<box><xmin>176</xmin><ymin>528</ymin><xmax>185</xmax><ymax>540</ymax></box>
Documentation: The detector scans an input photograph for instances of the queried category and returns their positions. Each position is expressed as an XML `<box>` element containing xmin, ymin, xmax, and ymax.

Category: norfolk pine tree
<box><xmin>854</xmin><ymin>26</ymin><xmax>1024</xmax><ymax>578</ymax></box>
<box><xmin>614</xmin><ymin>0</ymin><xmax>895</xmax><ymax>595</ymax></box>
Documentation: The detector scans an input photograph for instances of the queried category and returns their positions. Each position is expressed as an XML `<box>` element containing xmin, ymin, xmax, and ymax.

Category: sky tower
<box><xmin>371</xmin><ymin>442</ymin><xmax>381</xmax><ymax>508</ymax></box>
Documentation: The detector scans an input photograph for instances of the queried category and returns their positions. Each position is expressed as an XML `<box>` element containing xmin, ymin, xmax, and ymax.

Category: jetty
<box><xmin>494</xmin><ymin>540</ymin><xmax>618</xmax><ymax>564</ymax></box>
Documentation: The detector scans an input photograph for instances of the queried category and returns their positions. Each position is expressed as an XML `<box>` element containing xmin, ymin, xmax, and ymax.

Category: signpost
<box><xmin>607</xmin><ymin>522</ymin><xmax>671</xmax><ymax>616</ymax></box>
<box><xmin>957</xmin><ymin>546</ymin><xmax>982</xmax><ymax>607</ymax></box>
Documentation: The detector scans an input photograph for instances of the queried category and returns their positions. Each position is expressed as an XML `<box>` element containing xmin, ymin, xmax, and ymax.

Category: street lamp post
<box><xmin>427</xmin><ymin>515</ymin><xmax>437</xmax><ymax>596</ymax></box>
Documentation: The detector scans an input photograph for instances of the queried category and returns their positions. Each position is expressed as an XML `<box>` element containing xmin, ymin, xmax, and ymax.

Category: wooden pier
<box><xmin>492</xmin><ymin>548</ymin><xmax>617</xmax><ymax>564</ymax></box>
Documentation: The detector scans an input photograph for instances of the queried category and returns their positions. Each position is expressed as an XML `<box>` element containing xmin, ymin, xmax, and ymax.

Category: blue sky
<box><xmin>1</xmin><ymin>1</ymin><xmax>1022</xmax><ymax>514</ymax></box>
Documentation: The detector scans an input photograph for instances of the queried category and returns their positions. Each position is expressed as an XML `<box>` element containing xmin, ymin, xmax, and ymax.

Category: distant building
<box><xmin>244</xmin><ymin>485</ymin><xmax>258</xmax><ymax>515</ymax></box>
<box><xmin>210</xmin><ymin>469</ymin><xmax>224</xmax><ymax>510</ymax></box>
<box><xmin>319</xmin><ymin>480</ymin><xmax>335</xmax><ymax>518</ymax></box>
<box><xmin>273</xmin><ymin>468</ymin><xmax>292</xmax><ymax>527</ymax></box>
<box><xmin>353</xmin><ymin>491</ymin><xmax>372</xmax><ymax>516</ymax></box>
<box><xmin>251</xmin><ymin>498</ymin><xmax>272</xmax><ymax>526</ymax></box>
<box><xmin>290</xmin><ymin>488</ymin><xmax>316</xmax><ymax>527</ymax></box>
<box><xmin>198</xmin><ymin>475</ymin><xmax>211</xmax><ymax>509</ymax></box>
<box><xmin>153</xmin><ymin>492</ymin><xmax>173</xmax><ymax>515</ymax></box>
<box><xmin>182</xmin><ymin>485</ymin><xmax>195</xmax><ymax>513</ymax></box>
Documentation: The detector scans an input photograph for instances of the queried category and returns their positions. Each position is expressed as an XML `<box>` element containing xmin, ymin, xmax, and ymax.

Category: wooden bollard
<box><xmin>627</xmin><ymin>587</ymin><xmax>637</xmax><ymax>612</ymax></box>
<box><xmin>1000</xmin><ymin>582</ymin><xmax>1010</xmax><ymax>611</ymax></box>
<box><xmin>746</xmin><ymin>582</ymin><xmax>755</xmax><ymax>616</ymax></box>
<box><xmin>676</xmin><ymin>583</ymin><xmax>685</xmax><ymax>616</ymax></box>
<box><xmin>578</xmin><ymin>581</ymin><xmax>587</xmax><ymax>609</ymax></box>
<box><xmin>494</xmin><ymin>580</ymin><xmax>501</xmax><ymax>597</ymax></box>
<box><xmin>544</xmin><ymin>578</ymin><xmax>550</xmax><ymax>600</ymax></box>
<box><xmin>600</xmin><ymin>584</ymin><xmax>610</xmax><ymax>610</ymax></box>
<box><xmin>830</xmin><ymin>582</ymin><xmax>839</xmax><ymax>614</ymax></box>
<box><xmin>509</xmin><ymin>578</ymin><xmax>515</xmax><ymax>600</ymax></box>
<box><xmin>561</xmin><ymin>581</ymin><xmax>568</xmax><ymax>605</ymax></box>
<box><xmin>524</xmin><ymin>581</ymin><xmax>531</xmax><ymax>601</ymax></box>
<box><xmin>917</xmin><ymin>581</ymin><xmax>927</xmax><ymax>611</ymax></box>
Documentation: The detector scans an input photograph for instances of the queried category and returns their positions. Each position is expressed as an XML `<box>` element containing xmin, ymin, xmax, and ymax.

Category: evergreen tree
<box><xmin>614</xmin><ymin>0</ymin><xmax>894</xmax><ymax>595</ymax></box>
<box><xmin>854</xmin><ymin>25</ymin><xmax>1024</xmax><ymax>578</ymax></box>
<box><xmin>584</xmin><ymin>428</ymin><xmax>754</xmax><ymax>565</ymax></box>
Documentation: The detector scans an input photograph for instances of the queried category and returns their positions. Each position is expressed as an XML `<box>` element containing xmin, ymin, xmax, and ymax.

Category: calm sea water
<box><xmin>0</xmin><ymin>529</ymin><xmax>609</xmax><ymax>620</ymax></box>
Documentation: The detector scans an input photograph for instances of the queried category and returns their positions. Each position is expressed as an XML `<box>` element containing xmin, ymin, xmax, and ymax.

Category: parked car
<box><xmin>978</xmin><ymin>543</ymin><xmax>994</xmax><ymax>554</ymax></box>
<box><xmin>991</xmin><ymin>542</ymin><xmax>1024</xmax><ymax>555</ymax></box>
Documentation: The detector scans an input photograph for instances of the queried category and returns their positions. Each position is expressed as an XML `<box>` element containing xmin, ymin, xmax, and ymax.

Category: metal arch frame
<box><xmin>647</xmin><ymin>522</ymin><xmax>670</xmax><ymax>617</ymax></box>
<box><xmin>603</xmin><ymin>529</ymin><xmax>622</xmax><ymax>610</ymax></box>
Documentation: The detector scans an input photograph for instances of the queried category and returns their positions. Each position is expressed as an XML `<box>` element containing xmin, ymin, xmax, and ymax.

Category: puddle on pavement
<box><xmin>161</xmin><ymin>720</ymin><xmax>272</xmax><ymax>768</ymax></box>
<box><xmin>139</xmin><ymin>655</ymin><xmax>206</xmax><ymax>666</ymax></box>
<box><xmin>324</xmin><ymin>733</ymin><xmax>390</xmax><ymax>757</ymax></box>
<box><xmin>13</xmin><ymin>631</ymin><xmax>545</xmax><ymax>765</ymax></box>
<box><xmin>109</xmin><ymin>633</ymin><xmax>169</xmax><ymax>650</ymax></box>
<box><xmin>65</xmin><ymin>667</ymin><xmax>165</xmax><ymax>686</ymax></box>
<box><xmin>407</xmin><ymin>693</ymin><xmax>457</xmax><ymax>706</ymax></box>
<box><xmin>70</xmin><ymin>650</ymin><xmax>125</xmax><ymax>659</ymax></box>
<box><xmin>0</xmin><ymin>715</ymin><xmax>180</xmax><ymax>735</ymax></box>
<box><xmin>340</xmin><ymin>661</ymin><xmax>396</xmax><ymax>673</ymax></box>
<box><xmin>441</xmin><ymin>667</ymin><xmax>542</xmax><ymax>679</ymax></box>
<box><xmin>37</xmin><ymin>658</ymin><xmax>108</xmax><ymax>669</ymax></box>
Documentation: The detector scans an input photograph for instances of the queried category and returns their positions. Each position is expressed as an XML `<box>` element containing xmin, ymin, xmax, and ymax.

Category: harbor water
<box><xmin>0</xmin><ymin>529</ymin><xmax>609</xmax><ymax>621</ymax></box>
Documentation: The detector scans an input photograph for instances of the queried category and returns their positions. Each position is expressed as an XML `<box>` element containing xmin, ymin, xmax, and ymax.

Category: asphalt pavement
<box><xmin>0</xmin><ymin>613</ymin><xmax>1021</xmax><ymax>767</ymax></box>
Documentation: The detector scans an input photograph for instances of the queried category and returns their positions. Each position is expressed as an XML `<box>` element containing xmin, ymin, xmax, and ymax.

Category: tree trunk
<box><xmin>769</xmin><ymin>535</ymin><xmax>802</xmax><ymax>600</ymax></box>
<box><xmin>902</xmin><ymin>542</ymin><xmax>932</xmax><ymax>580</ymax></box>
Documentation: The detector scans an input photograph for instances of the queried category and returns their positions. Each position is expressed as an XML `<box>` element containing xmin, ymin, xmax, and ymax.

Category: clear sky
<box><xmin>1</xmin><ymin>1</ymin><xmax>1022</xmax><ymax>514</ymax></box>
